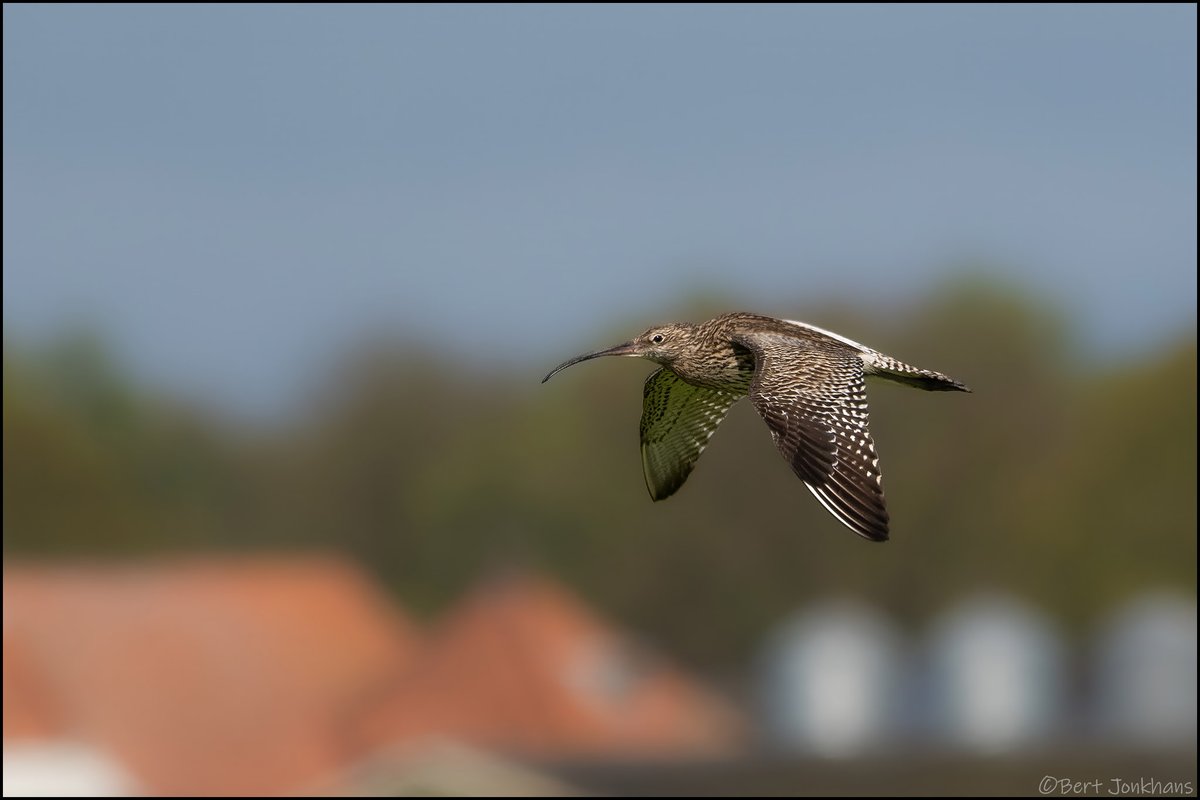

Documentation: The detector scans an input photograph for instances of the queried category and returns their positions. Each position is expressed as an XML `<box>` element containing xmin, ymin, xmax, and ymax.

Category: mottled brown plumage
<box><xmin>542</xmin><ymin>312</ymin><xmax>970</xmax><ymax>541</ymax></box>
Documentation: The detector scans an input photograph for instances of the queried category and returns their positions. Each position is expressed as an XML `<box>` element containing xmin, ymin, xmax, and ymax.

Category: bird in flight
<box><xmin>542</xmin><ymin>312</ymin><xmax>970</xmax><ymax>542</ymax></box>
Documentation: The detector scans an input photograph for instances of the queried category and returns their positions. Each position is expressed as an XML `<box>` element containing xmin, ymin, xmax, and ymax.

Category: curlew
<box><xmin>542</xmin><ymin>313</ymin><xmax>970</xmax><ymax>541</ymax></box>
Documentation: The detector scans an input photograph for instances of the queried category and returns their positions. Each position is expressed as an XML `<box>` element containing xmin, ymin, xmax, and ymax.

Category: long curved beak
<box><xmin>541</xmin><ymin>341</ymin><xmax>641</xmax><ymax>383</ymax></box>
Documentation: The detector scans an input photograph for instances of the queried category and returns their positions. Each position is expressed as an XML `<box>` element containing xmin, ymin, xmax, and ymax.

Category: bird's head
<box><xmin>542</xmin><ymin>323</ymin><xmax>697</xmax><ymax>383</ymax></box>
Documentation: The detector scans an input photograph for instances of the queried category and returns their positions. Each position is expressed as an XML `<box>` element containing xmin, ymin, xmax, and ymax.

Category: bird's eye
<box><xmin>651</xmin><ymin>334</ymin><xmax>665</xmax><ymax>344</ymax></box>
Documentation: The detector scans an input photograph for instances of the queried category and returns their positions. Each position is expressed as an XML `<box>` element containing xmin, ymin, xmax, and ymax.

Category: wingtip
<box><xmin>644</xmin><ymin>472</ymin><xmax>682</xmax><ymax>503</ymax></box>
<box><xmin>646</xmin><ymin>483</ymin><xmax>675</xmax><ymax>502</ymax></box>
<box><xmin>853</xmin><ymin>520</ymin><xmax>890</xmax><ymax>542</ymax></box>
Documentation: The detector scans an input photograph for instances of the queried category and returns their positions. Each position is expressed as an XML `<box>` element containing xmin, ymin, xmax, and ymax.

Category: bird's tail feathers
<box><xmin>869</xmin><ymin>355</ymin><xmax>971</xmax><ymax>392</ymax></box>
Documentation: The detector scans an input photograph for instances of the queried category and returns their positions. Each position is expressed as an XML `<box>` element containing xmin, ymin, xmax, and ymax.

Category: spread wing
<box><xmin>640</xmin><ymin>368</ymin><xmax>742</xmax><ymax>501</ymax></box>
<box><xmin>733</xmin><ymin>331</ymin><xmax>890</xmax><ymax>541</ymax></box>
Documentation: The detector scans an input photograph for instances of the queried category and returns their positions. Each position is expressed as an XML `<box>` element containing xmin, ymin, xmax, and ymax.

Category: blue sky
<box><xmin>4</xmin><ymin>5</ymin><xmax>1196</xmax><ymax>415</ymax></box>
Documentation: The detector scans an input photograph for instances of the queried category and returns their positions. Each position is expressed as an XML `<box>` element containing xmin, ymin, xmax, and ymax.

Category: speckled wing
<box><xmin>733</xmin><ymin>331</ymin><xmax>890</xmax><ymax>541</ymax></box>
<box><xmin>640</xmin><ymin>368</ymin><xmax>742</xmax><ymax>501</ymax></box>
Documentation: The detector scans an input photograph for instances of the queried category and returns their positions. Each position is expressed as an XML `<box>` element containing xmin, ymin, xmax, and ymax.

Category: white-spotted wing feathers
<box><xmin>733</xmin><ymin>331</ymin><xmax>890</xmax><ymax>541</ymax></box>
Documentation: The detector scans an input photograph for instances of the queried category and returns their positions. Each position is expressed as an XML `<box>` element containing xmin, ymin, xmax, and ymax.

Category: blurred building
<box><xmin>757</xmin><ymin>599</ymin><xmax>903</xmax><ymax>756</ymax></box>
<box><xmin>1093</xmin><ymin>592</ymin><xmax>1198</xmax><ymax>746</ymax></box>
<box><xmin>3</xmin><ymin>557</ymin><xmax>742</xmax><ymax>795</ymax></box>
<box><xmin>354</xmin><ymin>571</ymin><xmax>743</xmax><ymax>760</ymax></box>
<box><xmin>3</xmin><ymin>556</ymin><xmax>421</xmax><ymax>795</ymax></box>
<box><xmin>925</xmin><ymin>593</ymin><xmax>1066</xmax><ymax>752</ymax></box>
<box><xmin>2</xmin><ymin>741</ymin><xmax>139</xmax><ymax>797</ymax></box>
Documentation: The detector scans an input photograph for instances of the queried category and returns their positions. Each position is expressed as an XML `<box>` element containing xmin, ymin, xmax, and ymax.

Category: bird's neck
<box><xmin>668</xmin><ymin>339</ymin><xmax>755</xmax><ymax>392</ymax></box>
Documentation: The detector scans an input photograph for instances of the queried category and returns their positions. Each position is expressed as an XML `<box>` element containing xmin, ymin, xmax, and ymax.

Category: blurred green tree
<box><xmin>4</xmin><ymin>281</ymin><xmax>1195</xmax><ymax>668</ymax></box>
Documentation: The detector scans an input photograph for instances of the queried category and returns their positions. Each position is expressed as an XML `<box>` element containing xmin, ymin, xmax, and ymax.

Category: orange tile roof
<box><xmin>354</xmin><ymin>571</ymin><xmax>742</xmax><ymax>759</ymax></box>
<box><xmin>4</xmin><ymin>558</ymin><xmax>742</xmax><ymax>795</ymax></box>
<box><xmin>3</xmin><ymin>555</ymin><xmax>420</xmax><ymax>795</ymax></box>
<box><xmin>3</xmin><ymin>628</ymin><xmax>65</xmax><ymax>741</ymax></box>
